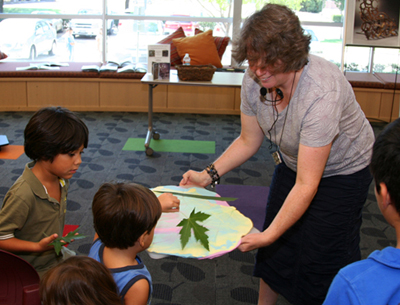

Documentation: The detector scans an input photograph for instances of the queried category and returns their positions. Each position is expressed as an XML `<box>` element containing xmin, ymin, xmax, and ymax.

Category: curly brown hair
<box><xmin>232</xmin><ymin>4</ymin><xmax>311</xmax><ymax>73</ymax></box>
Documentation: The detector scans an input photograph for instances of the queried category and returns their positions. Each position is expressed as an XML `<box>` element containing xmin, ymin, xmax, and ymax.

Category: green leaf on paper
<box><xmin>46</xmin><ymin>227</ymin><xmax>87</xmax><ymax>255</ymax></box>
<box><xmin>153</xmin><ymin>190</ymin><xmax>237</xmax><ymax>202</ymax></box>
<box><xmin>177</xmin><ymin>208</ymin><xmax>211</xmax><ymax>251</ymax></box>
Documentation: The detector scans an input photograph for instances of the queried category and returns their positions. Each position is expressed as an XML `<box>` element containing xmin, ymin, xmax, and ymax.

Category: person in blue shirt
<box><xmin>323</xmin><ymin>118</ymin><xmax>400</xmax><ymax>305</ymax></box>
<box><xmin>89</xmin><ymin>182</ymin><xmax>179</xmax><ymax>305</ymax></box>
<box><xmin>66</xmin><ymin>27</ymin><xmax>75</xmax><ymax>61</ymax></box>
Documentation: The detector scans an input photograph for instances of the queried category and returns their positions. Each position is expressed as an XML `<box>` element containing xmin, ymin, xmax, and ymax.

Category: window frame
<box><xmin>0</xmin><ymin>0</ymin><xmax>361</xmax><ymax>69</ymax></box>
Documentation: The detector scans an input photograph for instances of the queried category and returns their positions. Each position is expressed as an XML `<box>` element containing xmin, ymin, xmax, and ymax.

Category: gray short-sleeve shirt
<box><xmin>241</xmin><ymin>55</ymin><xmax>374</xmax><ymax>177</ymax></box>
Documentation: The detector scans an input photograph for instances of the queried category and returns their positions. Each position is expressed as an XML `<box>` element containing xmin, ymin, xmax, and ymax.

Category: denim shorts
<box><xmin>254</xmin><ymin>162</ymin><xmax>372</xmax><ymax>305</ymax></box>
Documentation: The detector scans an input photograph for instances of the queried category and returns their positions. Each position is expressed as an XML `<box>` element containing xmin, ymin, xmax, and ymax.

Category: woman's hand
<box><xmin>238</xmin><ymin>232</ymin><xmax>272</xmax><ymax>252</ymax></box>
<box><xmin>239</xmin><ymin>143</ymin><xmax>333</xmax><ymax>253</ymax></box>
<box><xmin>179</xmin><ymin>170</ymin><xmax>211</xmax><ymax>187</ymax></box>
<box><xmin>158</xmin><ymin>193</ymin><xmax>180</xmax><ymax>213</ymax></box>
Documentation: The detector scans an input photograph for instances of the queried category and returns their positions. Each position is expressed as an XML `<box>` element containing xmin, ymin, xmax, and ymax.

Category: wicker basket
<box><xmin>176</xmin><ymin>65</ymin><xmax>216</xmax><ymax>81</ymax></box>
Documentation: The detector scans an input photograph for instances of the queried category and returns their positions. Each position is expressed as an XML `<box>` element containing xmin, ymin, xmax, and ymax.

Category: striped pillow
<box><xmin>0</xmin><ymin>50</ymin><xmax>7</xmax><ymax>60</ymax></box>
<box><xmin>195</xmin><ymin>28</ymin><xmax>230</xmax><ymax>59</ymax></box>
<box><xmin>157</xmin><ymin>27</ymin><xmax>186</xmax><ymax>66</ymax></box>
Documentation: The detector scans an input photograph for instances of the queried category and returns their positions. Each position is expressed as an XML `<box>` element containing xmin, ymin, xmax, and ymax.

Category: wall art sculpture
<box><xmin>345</xmin><ymin>0</ymin><xmax>400</xmax><ymax>47</ymax></box>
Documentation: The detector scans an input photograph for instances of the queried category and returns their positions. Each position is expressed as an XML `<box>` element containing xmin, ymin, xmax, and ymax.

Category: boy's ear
<box><xmin>139</xmin><ymin>231</ymin><xmax>151</xmax><ymax>248</ymax></box>
<box><xmin>139</xmin><ymin>233</ymin><xmax>146</xmax><ymax>248</ymax></box>
<box><xmin>379</xmin><ymin>182</ymin><xmax>391</xmax><ymax>207</ymax></box>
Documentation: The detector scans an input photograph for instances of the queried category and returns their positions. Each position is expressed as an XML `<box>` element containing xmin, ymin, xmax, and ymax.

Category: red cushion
<box><xmin>158</xmin><ymin>27</ymin><xmax>186</xmax><ymax>66</ymax></box>
<box><xmin>0</xmin><ymin>50</ymin><xmax>8</xmax><ymax>60</ymax></box>
<box><xmin>195</xmin><ymin>28</ymin><xmax>230</xmax><ymax>59</ymax></box>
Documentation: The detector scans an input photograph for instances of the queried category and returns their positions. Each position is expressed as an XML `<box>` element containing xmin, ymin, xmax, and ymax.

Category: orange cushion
<box><xmin>195</xmin><ymin>28</ymin><xmax>230</xmax><ymax>60</ymax></box>
<box><xmin>0</xmin><ymin>50</ymin><xmax>7</xmax><ymax>60</ymax></box>
<box><xmin>157</xmin><ymin>27</ymin><xmax>186</xmax><ymax>66</ymax></box>
<box><xmin>172</xmin><ymin>30</ymin><xmax>222</xmax><ymax>68</ymax></box>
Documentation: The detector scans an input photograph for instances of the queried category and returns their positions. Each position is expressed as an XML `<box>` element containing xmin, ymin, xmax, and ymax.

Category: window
<box><xmin>343</xmin><ymin>0</ymin><xmax>400</xmax><ymax>73</ymax></box>
<box><xmin>344</xmin><ymin>46</ymin><xmax>371</xmax><ymax>72</ymax></box>
<box><xmin>242</xmin><ymin>0</ymin><xmax>345</xmax><ymax>67</ymax></box>
<box><xmin>373</xmin><ymin>48</ymin><xmax>400</xmax><ymax>73</ymax></box>
<box><xmin>2</xmin><ymin>0</ymin><xmax>394</xmax><ymax>73</ymax></box>
<box><xmin>0</xmin><ymin>0</ymin><xmax>235</xmax><ymax>65</ymax></box>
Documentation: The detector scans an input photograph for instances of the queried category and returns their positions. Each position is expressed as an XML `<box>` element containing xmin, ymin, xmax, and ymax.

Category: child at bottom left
<box><xmin>40</xmin><ymin>256</ymin><xmax>122</xmax><ymax>305</ymax></box>
<box><xmin>0</xmin><ymin>106</ymin><xmax>89</xmax><ymax>278</ymax></box>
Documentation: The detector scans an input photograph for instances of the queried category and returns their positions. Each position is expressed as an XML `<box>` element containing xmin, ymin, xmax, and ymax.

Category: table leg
<box><xmin>145</xmin><ymin>84</ymin><xmax>159</xmax><ymax>156</ymax></box>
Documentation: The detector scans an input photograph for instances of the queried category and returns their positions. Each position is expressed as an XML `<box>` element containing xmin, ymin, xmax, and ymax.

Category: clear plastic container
<box><xmin>182</xmin><ymin>53</ymin><xmax>191</xmax><ymax>65</ymax></box>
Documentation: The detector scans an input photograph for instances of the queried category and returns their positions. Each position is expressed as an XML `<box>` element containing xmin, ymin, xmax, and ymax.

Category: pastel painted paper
<box><xmin>148</xmin><ymin>186</ymin><xmax>253</xmax><ymax>259</ymax></box>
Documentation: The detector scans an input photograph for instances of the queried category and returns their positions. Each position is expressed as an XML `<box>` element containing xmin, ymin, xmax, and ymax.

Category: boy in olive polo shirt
<box><xmin>0</xmin><ymin>107</ymin><xmax>88</xmax><ymax>277</ymax></box>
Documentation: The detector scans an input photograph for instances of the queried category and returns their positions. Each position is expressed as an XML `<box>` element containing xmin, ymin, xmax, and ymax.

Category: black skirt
<box><xmin>254</xmin><ymin>162</ymin><xmax>372</xmax><ymax>305</ymax></box>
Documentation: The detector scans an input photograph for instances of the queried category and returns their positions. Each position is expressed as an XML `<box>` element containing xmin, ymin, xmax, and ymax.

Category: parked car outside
<box><xmin>118</xmin><ymin>19</ymin><xmax>163</xmax><ymax>36</ymax></box>
<box><xmin>116</xmin><ymin>19</ymin><xmax>164</xmax><ymax>53</ymax></box>
<box><xmin>163</xmin><ymin>15</ymin><xmax>198</xmax><ymax>36</ymax></box>
<box><xmin>69</xmin><ymin>9</ymin><xmax>114</xmax><ymax>37</ymax></box>
<box><xmin>0</xmin><ymin>19</ymin><xmax>57</xmax><ymax>60</ymax></box>
<box><xmin>31</xmin><ymin>11</ymin><xmax>64</xmax><ymax>33</ymax></box>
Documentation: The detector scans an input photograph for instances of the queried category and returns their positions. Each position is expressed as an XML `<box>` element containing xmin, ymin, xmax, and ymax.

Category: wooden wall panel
<box><xmin>0</xmin><ymin>81</ymin><xmax>27</xmax><ymax>110</ymax></box>
<box><xmin>167</xmin><ymin>85</ymin><xmax>239</xmax><ymax>114</ymax></box>
<box><xmin>234</xmin><ymin>88</ymin><xmax>241</xmax><ymax>111</ymax></box>
<box><xmin>0</xmin><ymin>77</ymin><xmax>397</xmax><ymax>121</ymax></box>
<box><xmin>27</xmin><ymin>80</ymin><xmax>99</xmax><ymax>111</ymax></box>
<box><xmin>353</xmin><ymin>88</ymin><xmax>382</xmax><ymax>121</ymax></box>
<box><xmin>99</xmin><ymin>81</ymin><xmax>167</xmax><ymax>112</ymax></box>
<box><xmin>381</xmin><ymin>91</ymin><xmax>400</xmax><ymax>122</ymax></box>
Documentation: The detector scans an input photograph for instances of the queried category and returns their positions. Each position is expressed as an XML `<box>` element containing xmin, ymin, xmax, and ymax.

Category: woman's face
<box><xmin>248</xmin><ymin>59</ymin><xmax>290</xmax><ymax>89</ymax></box>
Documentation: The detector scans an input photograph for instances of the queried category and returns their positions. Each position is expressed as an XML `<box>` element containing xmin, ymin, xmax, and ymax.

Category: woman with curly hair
<box><xmin>180</xmin><ymin>4</ymin><xmax>374</xmax><ymax>304</ymax></box>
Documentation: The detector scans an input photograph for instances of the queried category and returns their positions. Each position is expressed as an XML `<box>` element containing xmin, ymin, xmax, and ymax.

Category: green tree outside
<box><xmin>332</xmin><ymin>0</ymin><xmax>345</xmax><ymax>11</ymax></box>
<box><xmin>194</xmin><ymin>0</ymin><xmax>304</xmax><ymax>35</ymax></box>
<box><xmin>300</xmin><ymin>0</ymin><xmax>324</xmax><ymax>13</ymax></box>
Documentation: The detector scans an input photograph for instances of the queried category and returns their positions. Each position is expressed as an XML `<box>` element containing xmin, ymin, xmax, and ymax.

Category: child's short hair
<box><xmin>92</xmin><ymin>182</ymin><xmax>162</xmax><ymax>249</ymax></box>
<box><xmin>40</xmin><ymin>256</ymin><xmax>121</xmax><ymax>305</ymax></box>
<box><xmin>370</xmin><ymin>118</ymin><xmax>400</xmax><ymax>213</ymax></box>
<box><xmin>24</xmin><ymin>106</ymin><xmax>89</xmax><ymax>162</ymax></box>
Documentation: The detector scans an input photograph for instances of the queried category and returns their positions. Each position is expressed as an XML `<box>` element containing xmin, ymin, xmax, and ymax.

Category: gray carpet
<box><xmin>0</xmin><ymin>111</ymin><xmax>394</xmax><ymax>305</ymax></box>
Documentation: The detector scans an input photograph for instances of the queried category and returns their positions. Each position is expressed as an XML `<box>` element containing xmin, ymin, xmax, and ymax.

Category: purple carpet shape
<box><xmin>215</xmin><ymin>184</ymin><xmax>269</xmax><ymax>231</ymax></box>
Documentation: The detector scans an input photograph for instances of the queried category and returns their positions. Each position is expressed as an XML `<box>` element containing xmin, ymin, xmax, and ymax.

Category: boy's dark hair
<box><xmin>232</xmin><ymin>3</ymin><xmax>310</xmax><ymax>73</ymax></box>
<box><xmin>370</xmin><ymin>118</ymin><xmax>400</xmax><ymax>213</ymax></box>
<box><xmin>24</xmin><ymin>106</ymin><xmax>89</xmax><ymax>162</ymax></box>
<box><xmin>92</xmin><ymin>182</ymin><xmax>162</xmax><ymax>249</ymax></box>
<box><xmin>40</xmin><ymin>256</ymin><xmax>121</xmax><ymax>305</ymax></box>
